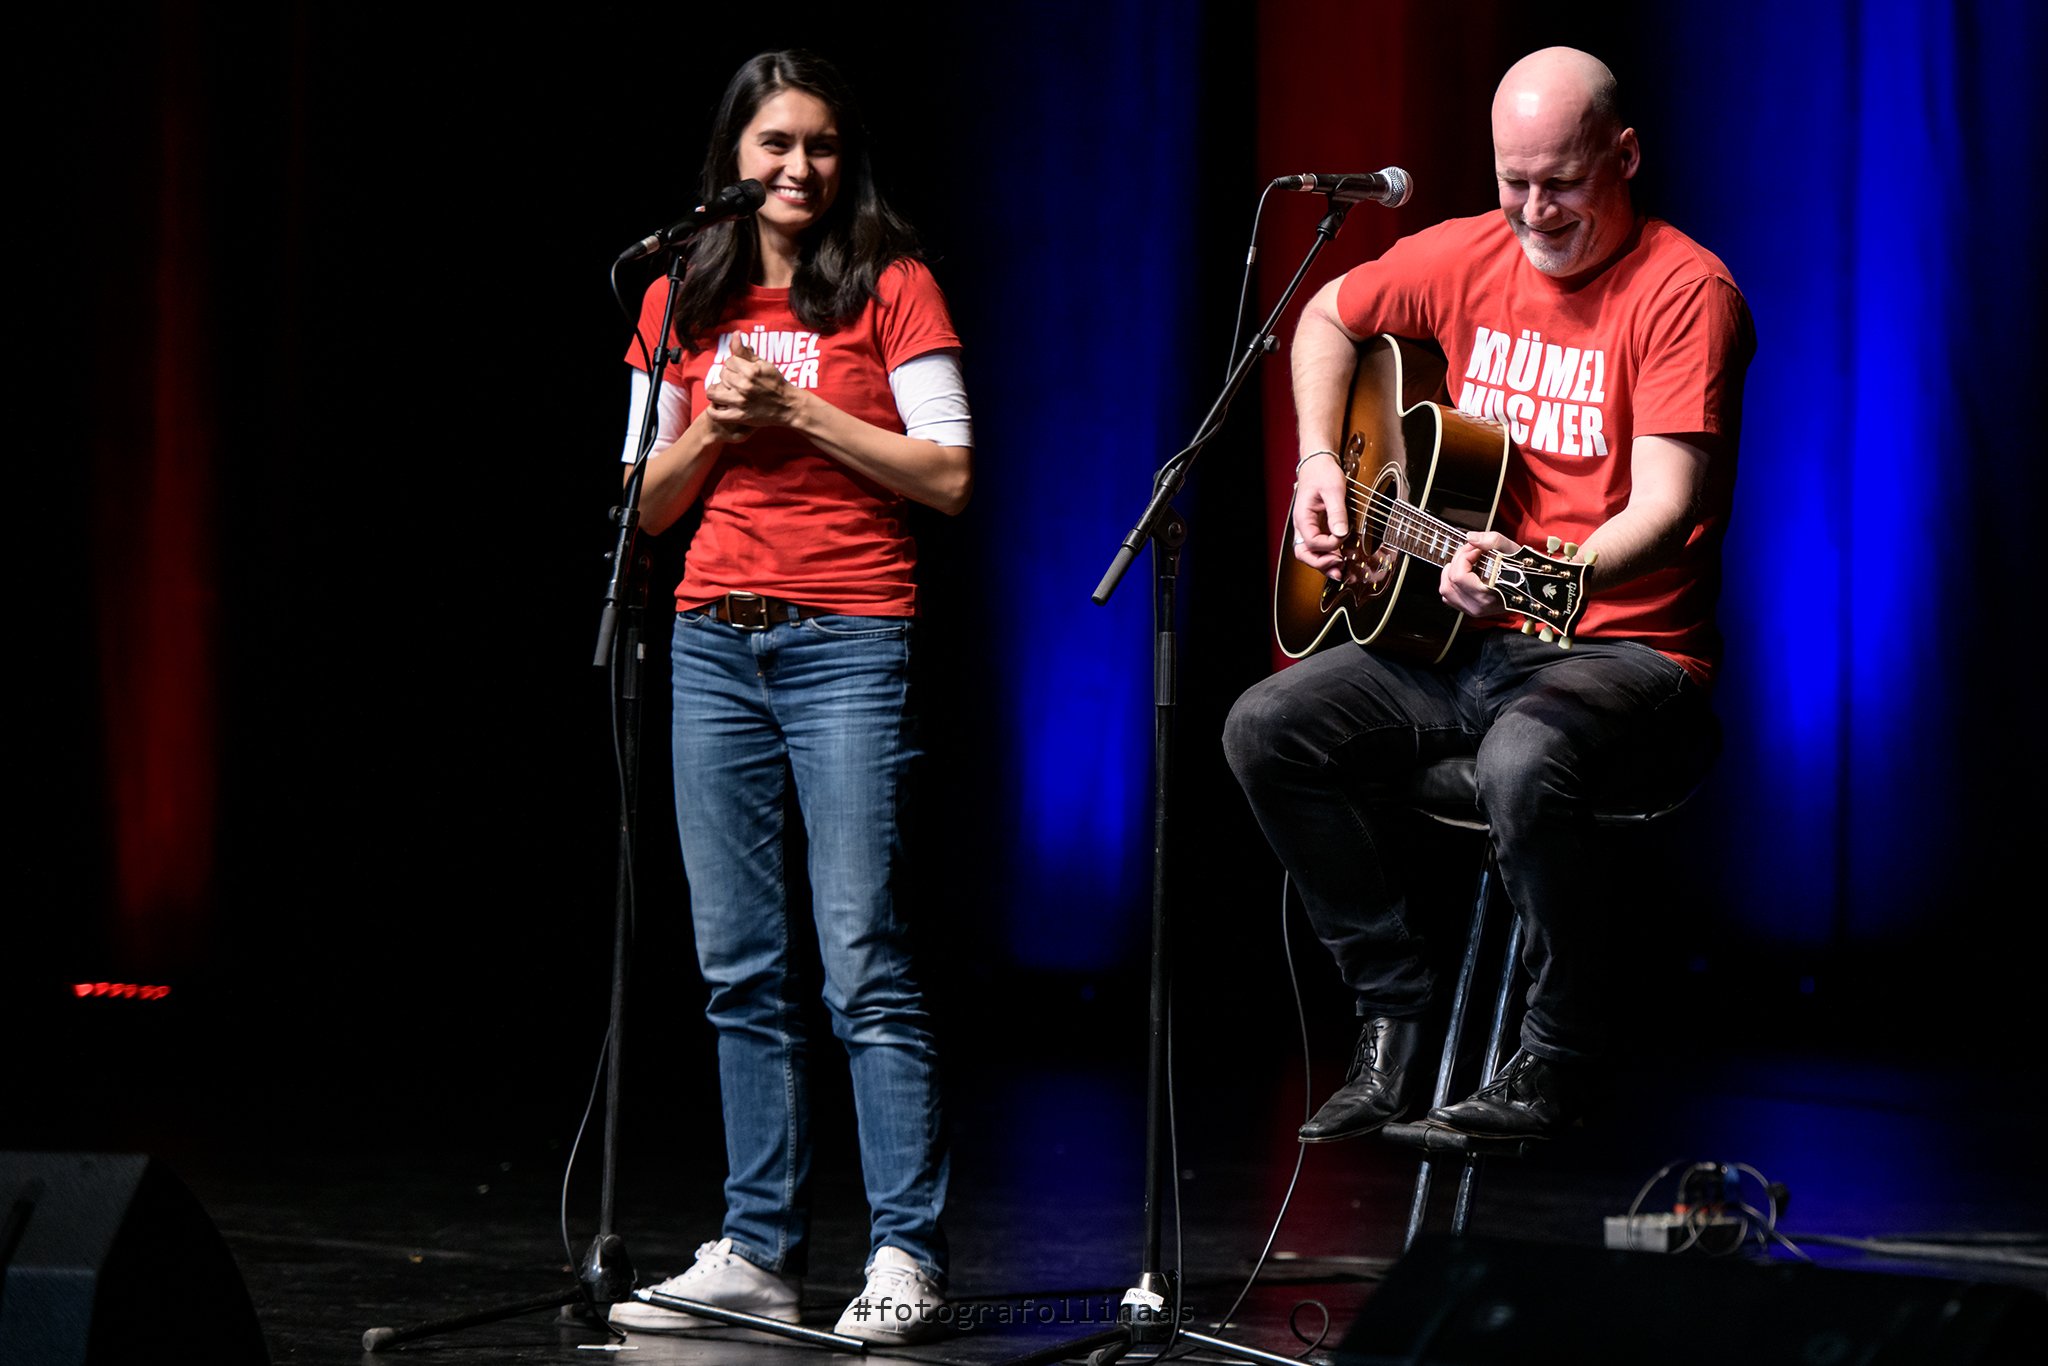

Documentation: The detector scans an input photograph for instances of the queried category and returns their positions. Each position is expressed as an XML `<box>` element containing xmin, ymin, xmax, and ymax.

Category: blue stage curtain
<box><xmin>955</xmin><ymin>0</ymin><xmax>1211</xmax><ymax>970</ymax></box>
<box><xmin>1251</xmin><ymin>0</ymin><xmax>2048</xmax><ymax>960</ymax></box>
<box><xmin>1649</xmin><ymin>0</ymin><xmax>2047</xmax><ymax>947</ymax></box>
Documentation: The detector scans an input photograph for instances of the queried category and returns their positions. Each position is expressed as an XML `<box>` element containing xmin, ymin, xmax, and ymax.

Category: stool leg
<box><xmin>1449</xmin><ymin>910</ymin><xmax>1523</xmax><ymax>1234</ymax></box>
<box><xmin>1405</xmin><ymin>847</ymin><xmax>1497</xmax><ymax>1250</ymax></box>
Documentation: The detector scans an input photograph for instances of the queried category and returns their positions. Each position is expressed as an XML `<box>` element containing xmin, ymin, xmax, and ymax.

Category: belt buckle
<box><xmin>725</xmin><ymin>592</ymin><xmax>769</xmax><ymax>630</ymax></box>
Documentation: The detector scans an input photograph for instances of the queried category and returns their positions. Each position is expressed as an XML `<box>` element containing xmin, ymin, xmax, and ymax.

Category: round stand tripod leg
<box><xmin>1001</xmin><ymin>1326</ymin><xmax>1129</xmax><ymax>1366</ymax></box>
<box><xmin>362</xmin><ymin>1288</ymin><xmax>586</xmax><ymax>1352</ymax></box>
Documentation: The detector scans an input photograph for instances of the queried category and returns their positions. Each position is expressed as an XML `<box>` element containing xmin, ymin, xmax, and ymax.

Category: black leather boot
<box><xmin>1298</xmin><ymin>1015</ymin><xmax>1424</xmax><ymax>1142</ymax></box>
<box><xmin>1426</xmin><ymin>1048</ymin><xmax>1587</xmax><ymax>1138</ymax></box>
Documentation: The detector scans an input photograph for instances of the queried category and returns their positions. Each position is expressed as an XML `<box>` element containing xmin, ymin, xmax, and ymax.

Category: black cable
<box><xmin>1110</xmin><ymin>180</ymin><xmax>1342</xmax><ymax>1366</ymax></box>
<box><xmin>558</xmin><ymin>1032</ymin><xmax>612</xmax><ymax>1268</ymax></box>
<box><xmin>552</xmin><ymin>598</ymin><xmax>644</xmax><ymax>1342</ymax></box>
<box><xmin>1223</xmin><ymin>182</ymin><xmax>1280</xmax><ymax>377</ymax></box>
<box><xmin>1622</xmin><ymin>1159</ymin><xmax>1809</xmax><ymax>1263</ymax></box>
<box><xmin>1781</xmin><ymin>1233</ymin><xmax>2048</xmax><ymax>1272</ymax></box>
<box><xmin>1128</xmin><ymin>180</ymin><xmax>1323</xmax><ymax>1366</ymax></box>
<box><xmin>560</xmin><ymin>253</ymin><xmax>675</xmax><ymax>1276</ymax></box>
<box><xmin>612</xmin><ymin>258</ymin><xmax>656</xmax><ymax>373</ymax></box>
<box><xmin>1729</xmin><ymin>1163</ymin><xmax>1805</xmax><ymax>1262</ymax></box>
<box><xmin>1622</xmin><ymin>1156</ymin><xmax>2048</xmax><ymax>1272</ymax></box>
<box><xmin>1166</xmin><ymin>982</ymin><xmax>1187</xmax><ymax>1359</ymax></box>
<box><xmin>1146</xmin><ymin>180</ymin><xmax>1284</xmax><ymax>496</ymax></box>
<box><xmin>1150</xmin><ymin>873</ymin><xmax>1342</xmax><ymax>1365</ymax></box>
<box><xmin>1140</xmin><ymin>196</ymin><xmax>1334</xmax><ymax>1366</ymax></box>
<box><xmin>1287</xmin><ymin>1299</ymin><xmax>1331</xmax><ymax>1356</ymax></box>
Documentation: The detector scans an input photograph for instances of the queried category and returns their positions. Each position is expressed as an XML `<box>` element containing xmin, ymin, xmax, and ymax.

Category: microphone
<box><xmin>615</xmin><ymin>180</ymin><xmax>768</xmax><ymax>262</ymax></box>
<box><xmin>1273</xmin><ymin>168</ymin><xmax>1412</xmax><ymax>207</ymax></box>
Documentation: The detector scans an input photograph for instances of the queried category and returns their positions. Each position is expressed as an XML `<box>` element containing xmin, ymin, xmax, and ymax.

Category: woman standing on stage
<box><xmin>609</xmin><ymin>49</ymin><xmax>970</xmax><ymax>1346</ymax></box>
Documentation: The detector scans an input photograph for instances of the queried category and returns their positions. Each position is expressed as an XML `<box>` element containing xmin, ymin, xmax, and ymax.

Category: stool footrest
<box><xmin>1381</xmin><ymin>1121</ymin><xmax>1536</xmax><ymax>1159</ymax></box>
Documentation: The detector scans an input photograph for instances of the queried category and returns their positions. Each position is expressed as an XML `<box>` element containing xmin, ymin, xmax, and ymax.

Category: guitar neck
<box><xmin>1366</xmin><ymin>495</ymin><xmax>1589</xmax><ymax>640</ymax></box>
<box><xmin>1373</xmin><ymin>500</ymin><xmax>1487</xmax><ymax>573</ymax></box>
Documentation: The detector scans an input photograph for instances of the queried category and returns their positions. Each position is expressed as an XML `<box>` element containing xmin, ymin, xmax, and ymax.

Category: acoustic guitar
<box><xmin>1272</xmin><ymin>334</ymin><xmax>1592</xmax><ymax>663</ymax></box>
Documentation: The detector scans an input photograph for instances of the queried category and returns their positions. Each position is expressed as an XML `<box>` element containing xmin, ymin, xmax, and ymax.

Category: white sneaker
<box><xmin>608</xmin><ymin>1237</ymin><xmax>801</xmax><ymax>1333</ymax></box>
<box><xmin>832</xmin><ymin>1245</ymin><xmax>948</xmax><ymax>1344</ymax></box>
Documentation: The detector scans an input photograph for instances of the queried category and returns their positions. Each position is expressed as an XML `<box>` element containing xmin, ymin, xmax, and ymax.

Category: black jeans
<box><xmin>1222</xmin><ymin>628</ymin><xmax>1717</xmax><ymax>1063</ymax></box>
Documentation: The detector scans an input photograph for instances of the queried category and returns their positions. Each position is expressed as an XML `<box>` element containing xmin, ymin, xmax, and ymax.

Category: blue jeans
<box><xmin>1223</xmin><ymin>629</ymin><xmax>1717</xmax><ymax>1063</ymax></box>
<box><xmin>671</xmin><ymin>608</ymin><xmax>948</xmax><ymax>1283</ymax></box>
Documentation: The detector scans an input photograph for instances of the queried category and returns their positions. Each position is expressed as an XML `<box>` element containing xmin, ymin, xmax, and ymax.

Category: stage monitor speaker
<box><xmin>1332</xmin><ymin>1234</ymin><xmax>2047</xmax><ymax>1365</ymax></box>
<box><xmin>0</xmin><ymin>1151</ymin><xmax>269</xmax><ymax>1366</ymax></box>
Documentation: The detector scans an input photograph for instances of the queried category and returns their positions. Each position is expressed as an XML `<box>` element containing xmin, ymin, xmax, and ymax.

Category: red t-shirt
<box><xmin>626</xmin><ymin>259</ymin><xmax>961</xmax><ymax>615</ymax></box>
<box><xmin>1335</xmin><ymin>213</ymin><xmax>1754</xmax><ymax>682</ymax></box>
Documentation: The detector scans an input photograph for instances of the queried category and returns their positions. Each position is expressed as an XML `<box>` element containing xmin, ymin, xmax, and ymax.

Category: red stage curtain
<box><xmin>1253</xmin><ymin>1</ymin><xmax>1520</xmax><ymax>670</ymax></box>
<box><xmin>94</xmin><ymin>8</ymin><xmax>219</xmax><ymax>975</ymax></box>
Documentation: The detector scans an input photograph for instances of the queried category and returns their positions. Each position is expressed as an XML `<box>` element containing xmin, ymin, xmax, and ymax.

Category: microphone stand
<box><xmin>361</xmin><ymin>220</ymin><xmax>867</xmax><ymax>1356</ymax></box>
<box><xmin>1002</xmin><ymin>194</ymin><xmax>1356</xmax><ymax>1366</ymax></box>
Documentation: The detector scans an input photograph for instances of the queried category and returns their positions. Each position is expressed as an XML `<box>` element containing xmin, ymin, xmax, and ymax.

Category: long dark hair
<box><xmin>670</xmin><ymin>50</ymin><xmax>921</xmax><ymax>347</ymax></box>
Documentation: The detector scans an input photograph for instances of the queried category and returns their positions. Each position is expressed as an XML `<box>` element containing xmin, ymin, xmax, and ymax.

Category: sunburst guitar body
<box><xmin>1272</xmin><ymin>334</ymin><xmax>1591</xmax><ymax>663</ymax></box>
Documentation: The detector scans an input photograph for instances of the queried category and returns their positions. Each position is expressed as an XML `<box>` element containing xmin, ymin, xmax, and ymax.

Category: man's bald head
<box><xmin>1492</xmin><ymin>47</ymin><xmax>1621</xmax><ymax>143</ymax></box>
<box><xmin>1490</xmin><ymin>47</ymin><xmax>1638</xmax><ymax>279</ymax></box>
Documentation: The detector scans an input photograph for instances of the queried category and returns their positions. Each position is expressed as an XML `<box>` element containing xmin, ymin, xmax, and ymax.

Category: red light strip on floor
<box><xmin>72</xmin><ymin>982</ymin><xmax>173</xmax><ymax>1001</ymax></box>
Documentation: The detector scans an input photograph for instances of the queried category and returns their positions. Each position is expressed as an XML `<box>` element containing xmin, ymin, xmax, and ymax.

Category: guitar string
<box><xmin>1331</xmin><ymin>473</ymin><xmax>1586</xmax><ymax>574</ymax></box>
<box><xmin>1316</xmin><ymin>472</ymin><xmax>1588</xmax><ymax>631</ymax></box>
<box><xmin>1328</xmin><ymin>475</ymin><xmax>1508</xmax><ymax>576</ymax></box>
<box><xmin>1297</xmin><ymin>474</ymin><xmax>1586</xmax><ymax>629</ymax></box>
<box><xmin>1327</xmin><ymin>477</ymin><xmax>1596</xmax><ymax>629</ymax></box>
<box><xmin>1338</xmin><ymin>467</ymin><xmax>1588</xmax><ymax>555</ymax></box>
<box><xmin>1298</xmin><ymin>461</ymin><xmax>1588</xmax><ymax>626</ymax></box>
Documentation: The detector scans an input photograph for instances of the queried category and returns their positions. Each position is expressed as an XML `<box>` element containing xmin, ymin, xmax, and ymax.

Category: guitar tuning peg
<box><xmin>1538</xmin><ymin>625</ymin><xmax>1556</xmax><ymax>644</ymax></box>
<box><xmin>1519</xmin><ymin>619</ymin><xmax>1536</xmax><ymax>635</ymax></box>
<box><xmin>1583</xmin><ymin>549</ymin><xmax>1598</xmax><ymax>566</ymax></box>
<box><xmin>1562</xmin><ymin>541</ymin><xmax>1579</xmax><ymax>558</ymax></box>
<box><xmin>1557</xmin><ymin>633</ymin><xmax>1572</xmax><ymax>650</ymax></box>
<box><xmin>1545</xmin><ymin>535</ymin><xmax>1562</xmax><ymax>553</ymax></box>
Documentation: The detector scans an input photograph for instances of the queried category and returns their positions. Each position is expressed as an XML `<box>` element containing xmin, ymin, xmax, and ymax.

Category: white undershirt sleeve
<box><xmin>619</xmin><ymin>367</ymin><xmax>689</xmax><ymax>464</ymax></box>
<box><xmin>888</xmin><ymin>349</ymin><xmax>974</xmax><ymax>448</ymax></box>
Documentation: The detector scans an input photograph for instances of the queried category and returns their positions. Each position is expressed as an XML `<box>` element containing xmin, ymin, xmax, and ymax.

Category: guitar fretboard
<box><xmin>1353</xmin><ymin>486</ymin><xmax>1586</xmax><ymax>633</ymax></box>
<box><xmin>1361</xmin><ymin>497</ymin><xmax>1499</xmax><ymax>577</ymax></box>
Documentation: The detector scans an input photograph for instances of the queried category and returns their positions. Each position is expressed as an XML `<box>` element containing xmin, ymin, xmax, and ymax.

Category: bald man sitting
<box><xmin>1226</xmin><ymin>48</ymin><xmax>1755</xmax><ymax>1141</ymax></box>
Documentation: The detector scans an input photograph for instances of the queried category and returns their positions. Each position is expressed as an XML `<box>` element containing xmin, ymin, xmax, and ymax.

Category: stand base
<box><xmin>635</xmin><ymin>1290</ymin><xmax>870</xmax><ymax>1350</ymax></box>
<box><xmin>998</xmin><ymin>1270</ymin><xmax>1310</xmax><ymax>1366</ymax></box>
<box><xmin>362</xmin><ymin>1288</ymin><xmax>587</xmax><ymax>1352</ymax></box>
<box><xmin>1179</xmin><ymin>1327</ymin><xmax>1327</xmax><ymax>1366</ymax></box>
<box><xmin>362</xmin><ymin>1229</ymin><xmax>635</xmax><ymax>1352</ymax></box>
<box><xmin>1001</xmin><ymin>1325</ymin><xmax>1316</xmax><ymax>1366</ymax></box>
<box><xmin>579</xmin><ymin>1231</ymin><xmax>637</xmax><ymax>1302</ymax></box>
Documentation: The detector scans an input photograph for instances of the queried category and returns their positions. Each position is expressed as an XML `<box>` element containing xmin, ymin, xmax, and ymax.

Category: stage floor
<box><xmin>44</xmin><ymin>1029</ymin><xmax>2044</xmax><ymax>1365</ymax></box>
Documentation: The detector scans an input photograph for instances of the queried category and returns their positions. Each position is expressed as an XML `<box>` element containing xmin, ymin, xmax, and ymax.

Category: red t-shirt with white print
<box><xmin>626</xmin><ymin>258</ymin><xmax>961</xmax><ymax>615</ymax></box>
<box><xmin>1335</xmin><ymin>213</ymin><xmax>1753</xmax><ymax>682</ymax></box>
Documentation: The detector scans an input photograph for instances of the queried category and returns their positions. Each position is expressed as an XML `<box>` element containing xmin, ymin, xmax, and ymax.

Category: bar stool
<box><xmin>1379</xmin><ymin>750</ymin><xmax>1711</xmax><ymax>1250</ymax></box>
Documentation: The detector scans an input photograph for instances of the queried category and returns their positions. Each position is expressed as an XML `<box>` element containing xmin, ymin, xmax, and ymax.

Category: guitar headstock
<box><xmin>1487</xmin><ymin>536</ymin><xmax>1593</xmax><ymax>647</ymax></box>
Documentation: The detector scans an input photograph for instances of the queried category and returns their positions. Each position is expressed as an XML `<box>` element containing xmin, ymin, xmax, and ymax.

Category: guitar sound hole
<box><xmin>1356</xmin><ymin>466</ymin><xmax>1404</xmax><ymax>595</ymax></box>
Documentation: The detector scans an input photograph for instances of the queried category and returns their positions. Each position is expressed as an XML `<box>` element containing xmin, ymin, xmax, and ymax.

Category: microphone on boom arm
<box><xmin>615</xmin><ymin>180</ymin><xmax>768</xmax><ymax>262</ymax></box>
<box><xmin>1272</xmin><ymin>168</ymin><xmax>1412</xmax><ymax>207</ymax></box>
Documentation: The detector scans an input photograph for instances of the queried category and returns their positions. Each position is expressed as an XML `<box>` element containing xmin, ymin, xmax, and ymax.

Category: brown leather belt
<box><xmin>689</xmin><ymin>591</ymin><xmax>831</xmax><ymax>630</ymax></box>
